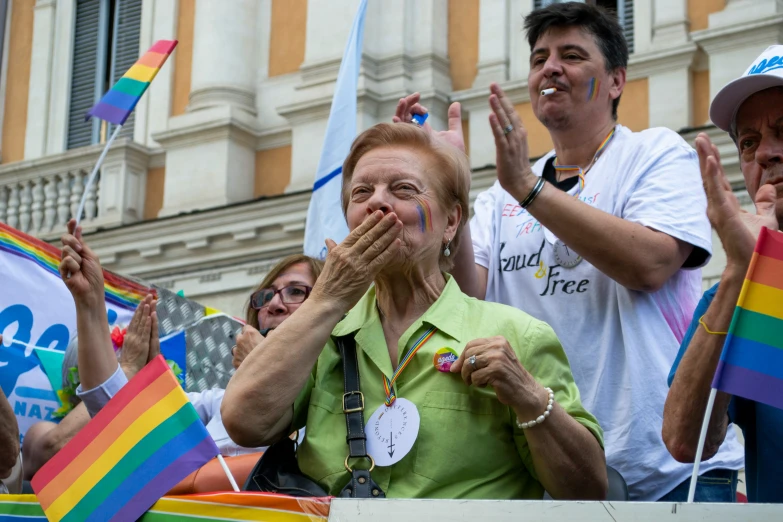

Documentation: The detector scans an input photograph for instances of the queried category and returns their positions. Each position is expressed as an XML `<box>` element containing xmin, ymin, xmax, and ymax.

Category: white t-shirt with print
<box><xmin>471</xmin><ymin>125</ymin><xmax>745</xmax><ymax>501</ymax></box>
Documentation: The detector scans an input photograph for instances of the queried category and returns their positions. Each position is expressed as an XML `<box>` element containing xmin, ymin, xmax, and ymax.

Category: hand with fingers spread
<box><xmin>393</xmin><ymin>92</ymin><xmax>466</xmax><ymax>153</ymax></box>
<box><xmin>59</xmin><ymin>219</ymin><xmax>105</xmax><ymax>310</ymax></box>
<box><xmin>451</xmin><ymin>336</ymin><xmax>549</xmax><ymax>420</ymax></box>
<box><xmin>233</xmin><ymin>324</ymin><xmax>265</xmax><ymax>370</ymax></box>
<box><xmin>309</xmin><ymin>210</ymin><xmax>403</xmax><ymax>312</ymax></box>
<box><xmin>487</xmin><ymin>83</ymin><xmax>537</xmax><ymax>200</ymax></box>
<box><xmin>695</xmin><ymin>133</ymin><xmax>778</xmax><ymax>272</ymax></box>
<box><xmin>119</xmin><ymin>295</ymin><xmax>159</xmax><ymax>378</ymax></box>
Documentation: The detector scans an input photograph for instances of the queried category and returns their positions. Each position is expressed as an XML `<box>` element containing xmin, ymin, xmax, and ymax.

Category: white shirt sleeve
<box><xmin>620</xmin><ymin>137</ymin><xmax>713</xmax><ymax>267</ymax></box>
<box><xmin>186</xmin><ymin>388</ymin><xmax>223</xmax><ymax>425</ymax></box>
<box><xmin>76</xmin><ymin>365</ymin><xmax>129</xmax><ymax>418</ymax></box>
<box><xmin>471</xmin><ymin>184</ymin><xmax>498</xmax><ymax>270</ymax></box>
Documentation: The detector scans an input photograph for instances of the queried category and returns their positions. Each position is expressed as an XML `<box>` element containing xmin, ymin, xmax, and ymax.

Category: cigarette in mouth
<box><xmin>541</xmin><ymin>88</ymin><xmax>557</xmax><ymax>96</ymax></box>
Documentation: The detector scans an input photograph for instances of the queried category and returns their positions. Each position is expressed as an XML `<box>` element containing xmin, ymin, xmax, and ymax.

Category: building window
<box><xmin>532</xmin><ymin>0</ymin><xmax>634</xmax><ymax>54</ymax></box>
<box><xmin>67</xmin><ymin>0</ymin><xmax>142</xmax><ymax>150</ymax></box>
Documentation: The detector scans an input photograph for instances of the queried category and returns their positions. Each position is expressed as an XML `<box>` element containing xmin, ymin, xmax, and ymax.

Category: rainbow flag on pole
<box><xmin>31</xmin><ymin>356</ymin><xmax>218</xmax><ymax>522</ymax></box>
<box><xmin>712</xmin><ymin>227</ymin><xmax>783</xmax><ymax>409</ymax></box>
<box><xmin>86</xmin><ymin>39</ymin><xmax>177</xmax><ymax>125</ymax></box>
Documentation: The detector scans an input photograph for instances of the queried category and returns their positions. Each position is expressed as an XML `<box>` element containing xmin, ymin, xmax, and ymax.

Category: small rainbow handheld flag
<box><xmin>86</xmin><ymin>39</ymin><xmax>178</xmax><ymax>125</ymax></box>
<box><xmin>712</xmin><ymin>227</ymin><xmax>783</xmax><ymax>409</ymax></box>
<box><xmin>31</xmin><ymin>356</ymin><xmax>219</xmax><ymax>522</ymax></box>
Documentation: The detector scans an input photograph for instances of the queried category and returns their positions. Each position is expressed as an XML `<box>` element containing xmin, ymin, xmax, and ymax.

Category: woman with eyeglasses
<box><xmin>233</xmin><ymin>255</ymin><xmax>324</xmax><ymax>370</ymax></box>
<box><xmin>55</xmin><ymin>225</ymin><xmax>323</xmax><ymax>458</ymax></box>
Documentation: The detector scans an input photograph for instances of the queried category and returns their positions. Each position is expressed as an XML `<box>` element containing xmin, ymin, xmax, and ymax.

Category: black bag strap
<box><xmin>335</xmin><ymin>334</ymin><xmax>385</xmax><ymax>498</ymax></box>
<box><xmin>336</xmin><ymin>334</ymin><xmax>369</xmax><ymax>458</ymax></box>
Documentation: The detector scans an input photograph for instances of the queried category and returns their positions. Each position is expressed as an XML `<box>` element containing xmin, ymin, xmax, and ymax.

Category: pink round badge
<box><xmin>433</xmin><ymin>347</ymin><xmax>458</xmax><ymax>372</ymax></box>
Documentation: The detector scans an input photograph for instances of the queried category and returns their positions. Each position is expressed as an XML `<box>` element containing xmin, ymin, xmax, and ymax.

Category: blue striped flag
<box><xmin>303</xmin><ymin>0</ymin><xmax>368</xmax><ymax>259</ymax></box>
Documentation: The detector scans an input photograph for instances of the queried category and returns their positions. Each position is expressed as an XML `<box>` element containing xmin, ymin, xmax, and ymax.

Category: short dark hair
<box><xmin>524</xmin><ymin>1</ymin><xmax>629</xmax><ymax>119</ymax></box>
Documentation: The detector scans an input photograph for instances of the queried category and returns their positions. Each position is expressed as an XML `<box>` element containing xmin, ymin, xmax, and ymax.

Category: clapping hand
<box><xmin>695</xmin><ymin>133</ymin><xmax>778</xmax><ymax>272</ymax></box>
<box><xmin>487</xmin><ymin>83</ymin><xmax>536</xmax><ymax>201</ymax></box>
<box><xmin>119</xmin><ymin>295</ymin><xmax>160</xmax><ymax>378</ymax></box>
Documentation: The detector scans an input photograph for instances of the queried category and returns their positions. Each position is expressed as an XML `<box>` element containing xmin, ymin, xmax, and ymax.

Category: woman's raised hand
<box><xmin>311</xmin><ymin>211</ymin><xmax>402</xmax><ymax>311</ymax></box>
<box><xmin>393</xmin><ymin>93</ymin><xmax>466</xmax><ymax>153</ymax></box>
<box><xmin>59</xmin><ymin>219</ymin><xmax>105</xmax><ymax>310</ymax></box>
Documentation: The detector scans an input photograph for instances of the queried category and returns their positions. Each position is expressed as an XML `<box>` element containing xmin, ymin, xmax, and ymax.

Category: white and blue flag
<box><xmin>303</xmin><ymin>0</ymin><xmax>368</xmax><ymax>259</ymax></box>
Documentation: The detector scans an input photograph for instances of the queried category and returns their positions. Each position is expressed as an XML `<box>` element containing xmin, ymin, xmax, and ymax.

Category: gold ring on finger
<box><xmin>503</xmin><ymin>124</ymin><xmax>514</xmax><ymax>135</ymax></box>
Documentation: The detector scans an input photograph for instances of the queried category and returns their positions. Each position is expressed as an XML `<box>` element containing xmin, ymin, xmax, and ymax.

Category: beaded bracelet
<box><xmin>517</xmin><ymin>387</ymin><xmax>555</xmax><ymax>429</ymax></box>
<box><xmin>520</xmin><ymin>177</ymin><xmax>545</xmax><ymax>208</ymax></box>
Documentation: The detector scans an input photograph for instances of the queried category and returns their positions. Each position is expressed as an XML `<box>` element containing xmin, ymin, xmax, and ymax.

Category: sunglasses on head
<box><xmin>251</xmin><ymin>284</ymin><xmax>312</xmax><ymax>309</ymax></box>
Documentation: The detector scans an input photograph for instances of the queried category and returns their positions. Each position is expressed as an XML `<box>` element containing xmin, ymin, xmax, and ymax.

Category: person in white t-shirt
<box><xmin>394</xmin><ymin>2</ymin><xmax>744</xmax><ymax>501</ymax></box>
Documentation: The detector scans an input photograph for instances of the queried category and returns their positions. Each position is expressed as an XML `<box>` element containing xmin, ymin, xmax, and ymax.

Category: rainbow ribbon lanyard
<box><xmin>553</xmin><ymin>127</ymin><xmax>617</xmax><ymax>198</ymax></box>
<box><xmin>382</xmin><ymin>326</ymin><xmax>438</xmax><ymax>406</ymax></box>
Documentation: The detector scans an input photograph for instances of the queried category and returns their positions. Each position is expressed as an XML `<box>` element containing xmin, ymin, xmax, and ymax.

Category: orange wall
<box><xmin>255</xmin><ymin>145</ymin><xmax>292</xmax><ymax>197</ymax></box>
<box><xmin>268</xmin><ymin>0</ymin><xmax>307</xmax><ymax>77</ymax></box>
<box><xmin>692</xmin><ymin>69</ymin><xmax>710</xmax><ymax>126</ymax></box>
<box><xmin>2</xmin><ymin>0</ymin><xmax>35</xmax><ymax>163</ymax></box>
<box><xmin>688</xmin><ymin>0</ymin><xmax>725</xmax><ymax>32</ymax></box>
<box><xmin>448</xmin><ymin>0</ymin><xmax>479</xmax><ymax>91</ymax></box>
<box><xmin>171</xmin><ymin>0</ymin><xmax>195</xmax><ymax>116</ymax></box>
<box><xmin>513</xmin><ymin>102</ymin><xmax>554</xmax><ymax>158</ymax></box>
<box><xmin>616</xmin><ymin>78</ymin><xmax>649</xmax><ymax>132</ymax></box>
<box><xmin>144</xmin><ymin>167</ymin><xmax>166</xmax><ymax>220</ymax></box>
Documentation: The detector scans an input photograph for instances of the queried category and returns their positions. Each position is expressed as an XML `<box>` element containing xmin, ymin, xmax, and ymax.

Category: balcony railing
<box><xmin>0</xmin><ymin>139</ymin><xmax>152</xmax><ymax>239</ymax></box>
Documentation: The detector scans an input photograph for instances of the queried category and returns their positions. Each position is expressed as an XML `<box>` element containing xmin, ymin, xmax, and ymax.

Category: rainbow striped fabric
<box><xmin>0</xmin><ymin>223</ymin><xmax>148</xmax><ymax>310</ymax></box>
<box><xmin>0</xmin><ymin>493</ymin><xmax>331</xmax><ymax>522</ymax></box>
<box><xmin>31</xmin><ymin>356</ymin><xmax>218</xmax><ymax>522</ymax></box>
<box><xmin>87</xmin><ymin>40</ymin><xmax>178</xmax><ymax>125</ymax></box>
<box><xmin>712</xmin><ymin>227</ymin><xmax>783</xmax><ymax>409</ymax></box>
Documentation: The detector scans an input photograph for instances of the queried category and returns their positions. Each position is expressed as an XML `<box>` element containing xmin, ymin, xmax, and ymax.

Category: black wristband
<box><xmin>520</xmin><ymin>177</ymin><xmax>545</xmax><ymax>208</ymax></box>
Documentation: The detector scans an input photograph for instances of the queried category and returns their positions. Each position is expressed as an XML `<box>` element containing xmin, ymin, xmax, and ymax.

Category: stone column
<box><xmin>475</xmin><ymin>0</ymin><xmax>509</xmax><ymax>86</ymax></box>
<box><xmin>24</xmin><ymin>0</ymin><xmax>56</xmax><ymax>160</ymax></box>
<box><xmin>645</xmin><ymin>0</ymin><xmax>694</xmax><ymax>130</ymax></box>
<box><xmin>155</xmin><ymin>0</ymin><xmax>260</xmax><ymax>217</ymax></box>
<box><xmin>188</xmin><ymin>0</ymin><xmax>258</xmax><ymax>113</ymax></box>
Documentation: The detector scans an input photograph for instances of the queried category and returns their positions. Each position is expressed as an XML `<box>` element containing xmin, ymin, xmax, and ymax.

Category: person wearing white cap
<box><xmin>663</xmin><ymin>44</ymin><xmax>783</xmax><ymax>503</ymax></box>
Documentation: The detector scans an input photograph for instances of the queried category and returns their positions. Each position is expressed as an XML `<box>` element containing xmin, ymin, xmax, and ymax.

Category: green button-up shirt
<box><xmin>292</xmin><ymin>275</ymin><xmax>602</xmax><ymax>499</ymax></box>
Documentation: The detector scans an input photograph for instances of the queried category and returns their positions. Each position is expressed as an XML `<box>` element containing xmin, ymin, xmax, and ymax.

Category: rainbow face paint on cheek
<box><xmin>587</xmin><ymin>77</ymin><xmax>600</xmax><ymax>101</ymax></box>
<box><xmin>416</xmin><ymin>200</ymin><xmax>434</xmax><ymax>232</ymax></box>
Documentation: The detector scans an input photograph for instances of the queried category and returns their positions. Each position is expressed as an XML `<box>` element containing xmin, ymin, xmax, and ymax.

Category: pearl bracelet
<box><xmin>517</xmin><ymin>387</ymin><xmax>555</xmax><ymax>429</ymax></box>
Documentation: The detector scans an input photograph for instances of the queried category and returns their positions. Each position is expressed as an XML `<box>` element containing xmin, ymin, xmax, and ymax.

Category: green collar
<box><xmin>332</xmin><ymin>274</ymin><xmax>466</xmax><ymax>376</ymax></box>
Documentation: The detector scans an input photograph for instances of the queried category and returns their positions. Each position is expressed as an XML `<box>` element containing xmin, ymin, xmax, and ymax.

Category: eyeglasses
<box><xmin>251</xmin><ymin>285</ymin><xmax>312</xmax><ymax>309</ymax></box>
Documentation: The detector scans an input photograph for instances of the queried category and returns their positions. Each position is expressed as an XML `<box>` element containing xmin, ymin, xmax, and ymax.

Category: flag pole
<box><xmin>687</xmin><ymin>387</ymin><xmax>718</xmax><ymax>503</ymax></box>
<box><xmin>216</xmin><ymin>454</ymin><xmax>240</xmax><ymax>492</ymax></box>
<box><xmin>75</xmin><ymin>124</ymin><xmax>123</xmax><ymax>227</ymax></box>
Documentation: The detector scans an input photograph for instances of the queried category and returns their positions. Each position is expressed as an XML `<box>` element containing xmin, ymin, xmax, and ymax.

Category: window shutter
<box><xmin>108</xmin><ymin>0</ymin><xmax>142</xmax><ymax>140</ymax></box>
<box><xmin>67</xmin><ymin>0</ymin><xmax>104</xmax><ymax>149</ymax></box>
<box><xmin>620</xmin><ymin>0</ymin><xmax>634</xmax><ymax>54</ymax></box>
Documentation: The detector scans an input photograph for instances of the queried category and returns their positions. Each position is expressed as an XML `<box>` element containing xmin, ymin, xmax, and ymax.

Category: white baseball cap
<box><xmin>710</xmin><ymin>45</ymin><xmax>783</xmax><ymax>132</ymax></box>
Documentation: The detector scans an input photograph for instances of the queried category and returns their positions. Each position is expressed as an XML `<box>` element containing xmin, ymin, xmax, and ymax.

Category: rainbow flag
<box><xmin>31</xmin><ymin>356</ymin><xmax>218</xmax><ymax>522</ymax></box>
<box><xmin>0</xmin><ymin>223</ymin><xmax>149</xmax><ymax>310</ymax></box>
<box><xmin>0</xmin><ymin>493</ymin><xmax>331</xmax><ymax>522</ymax></box>
<box><xmin>712</xmin><ymin>227</ymin><xmax>783</xmax><ymax>409</ymax></box>
<box><xmin>86</xmin><ymin>39</ymin><xmax>178</xmax><ymax>125</ymax></box>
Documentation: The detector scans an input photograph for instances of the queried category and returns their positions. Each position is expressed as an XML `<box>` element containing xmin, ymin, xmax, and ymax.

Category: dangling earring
<box><xmin>443</xmin><ymin>238</ymin><xmax>452</xmax><ymax>257</ymax></box>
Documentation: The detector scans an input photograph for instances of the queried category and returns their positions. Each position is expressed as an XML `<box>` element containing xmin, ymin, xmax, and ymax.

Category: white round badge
<box><xmin>365</xmin><ymin>398</ymin><xmax>420</xmax><ymax>467</ymax></box>
<box><xmin>553</xmin><ymin>239</ymin><xmax>583</xmax><ymax>268</ymax></box>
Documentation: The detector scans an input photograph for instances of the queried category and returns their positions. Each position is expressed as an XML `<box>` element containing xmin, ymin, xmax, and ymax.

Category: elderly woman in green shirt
<box><xmin>223</xmin><ymin>123</ymin><xmax>606</xmax><ymax>499</ymax></box>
